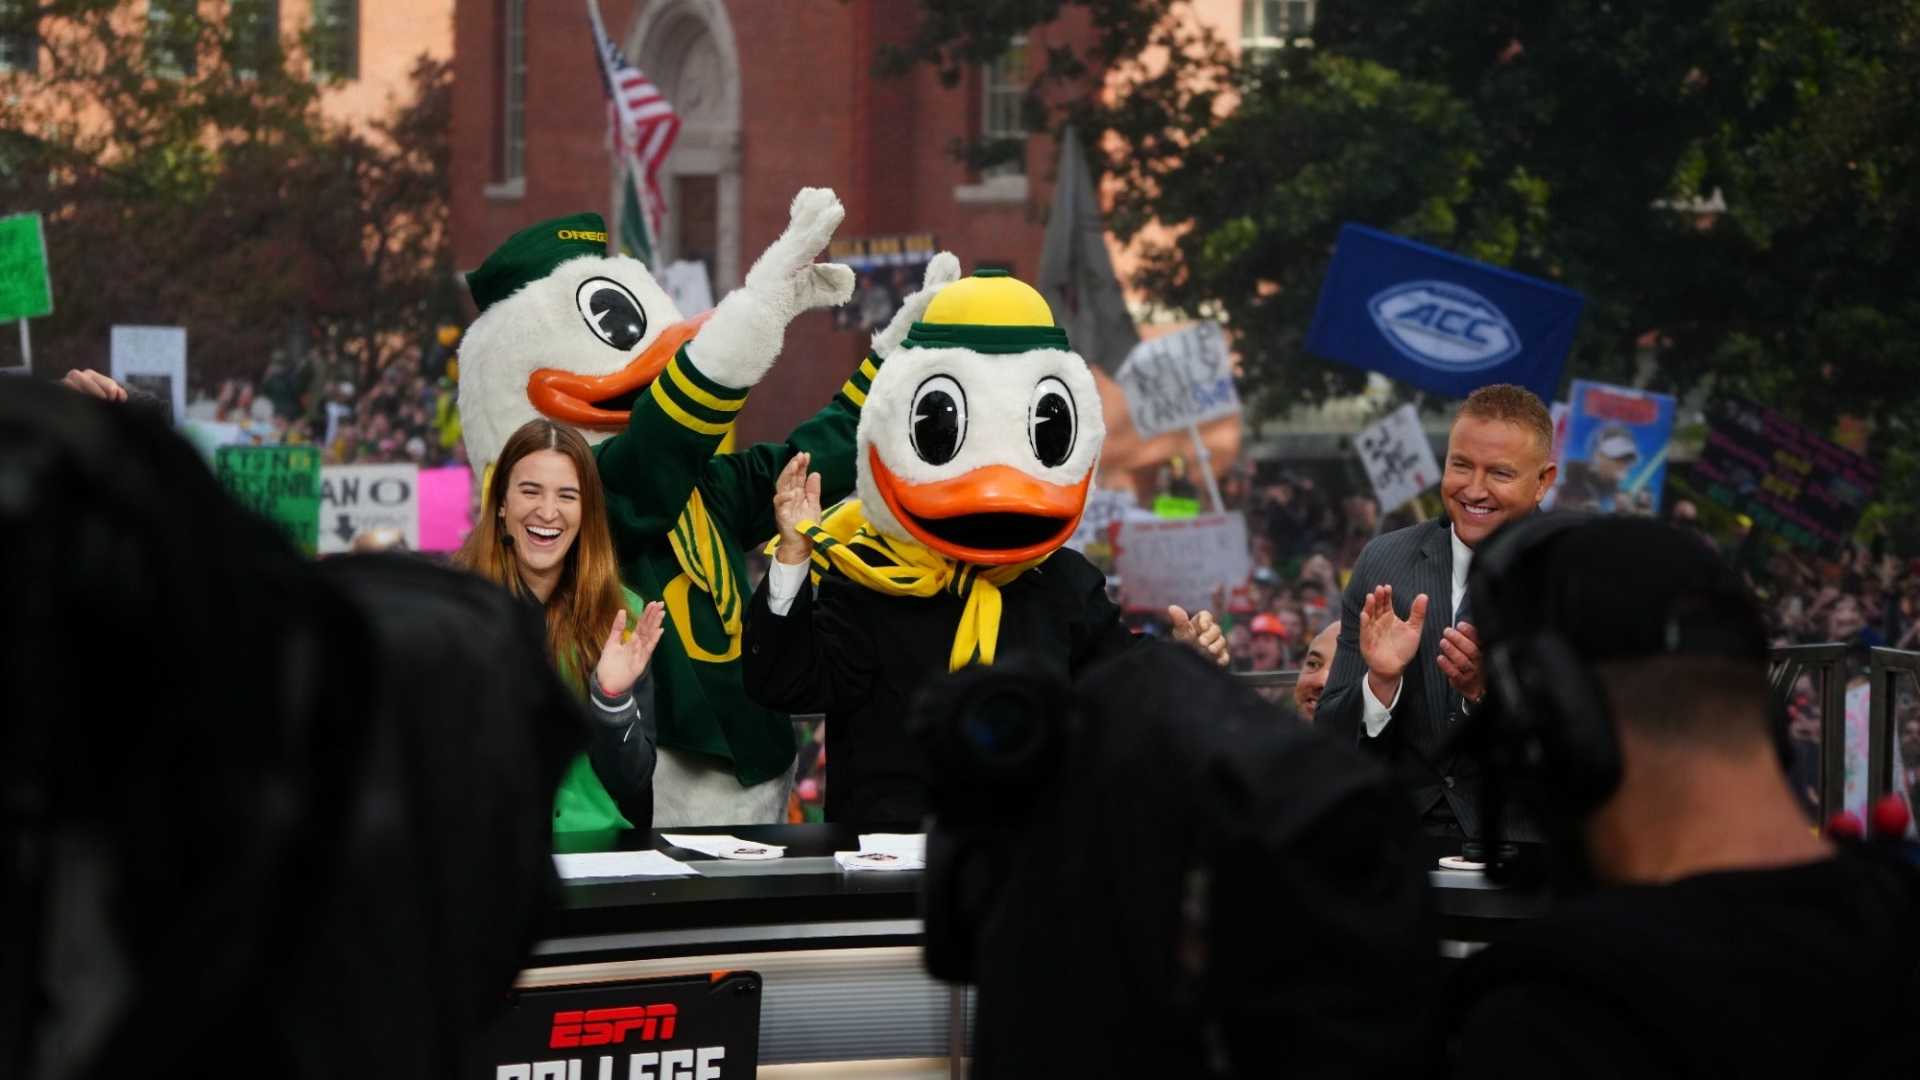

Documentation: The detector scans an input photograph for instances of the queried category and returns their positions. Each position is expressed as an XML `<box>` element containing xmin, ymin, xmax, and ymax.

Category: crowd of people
<box><xmin>181</xmin><ymin>336</ymin><xmax>468</xmax><ymax>468</ymax></box>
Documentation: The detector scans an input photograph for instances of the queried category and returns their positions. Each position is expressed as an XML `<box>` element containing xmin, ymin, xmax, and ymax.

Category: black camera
<box><xmin>910</xmin><ymin>643</ymin><xmax>1437</xmax><ymax>1077</ymax></box>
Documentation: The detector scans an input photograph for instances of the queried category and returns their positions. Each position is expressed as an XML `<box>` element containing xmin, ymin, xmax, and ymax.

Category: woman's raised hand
<box><xmin>593</xmin><ymin>601</ymin><xmax>667</xmax><ymax>699</ymax></box>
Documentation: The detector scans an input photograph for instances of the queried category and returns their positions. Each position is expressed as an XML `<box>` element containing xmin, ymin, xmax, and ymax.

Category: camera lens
<box><xmin>961</xmin><ymin>690</ymin><xmax>1044</xmax><ymax>768</ymax></box>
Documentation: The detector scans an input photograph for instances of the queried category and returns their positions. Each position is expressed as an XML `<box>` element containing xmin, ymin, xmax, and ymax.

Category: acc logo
<box><xmin>549</xmin><ymin>1005</ymin><xmax>678</xmax><ymax>1048</ymax></box>
<box><xmin>1367</xmin><ymin>281</ymin><xmax>1521</xmax><ymax>372</ymax></box>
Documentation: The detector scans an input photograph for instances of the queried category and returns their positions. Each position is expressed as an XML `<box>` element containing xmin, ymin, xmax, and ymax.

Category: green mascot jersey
<box><xmin>592</xmin><ymin>342</ymin><xmax>879</xmax><ymax>786</ymax></box>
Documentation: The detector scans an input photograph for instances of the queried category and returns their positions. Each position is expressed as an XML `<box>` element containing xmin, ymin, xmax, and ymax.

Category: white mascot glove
<box><xmin>870</xmin><ymin>251</ymin><xmax>962</xmax><ymax>359</ymax></box>
<box><xmin>686</xmin><ymin>187</ymin><xmax>856</xmax><ymax>389</ymax></box>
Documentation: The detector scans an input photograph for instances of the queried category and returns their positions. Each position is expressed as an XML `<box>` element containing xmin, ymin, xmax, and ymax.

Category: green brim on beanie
<box><xmin>466</xmin><ymin>211</ymin><xmax>610</xmax><ymax>314</ymax></box>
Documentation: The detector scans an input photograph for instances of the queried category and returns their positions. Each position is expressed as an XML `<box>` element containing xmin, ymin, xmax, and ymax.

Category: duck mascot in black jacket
<box><xmin>742</xmin><ymin>268</ymin><xmax>1229</xmax><ymax>823</ymax></box>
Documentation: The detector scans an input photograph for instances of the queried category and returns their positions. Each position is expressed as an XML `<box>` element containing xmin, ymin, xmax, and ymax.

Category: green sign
<box><xmin>0</xmin><ymin>213</ymin><xmax>53</xmax><ymax>322</ymax></box>
<box><xmin>216</xmin><ymin>446</ymin><xmax>322</xmax><ymax>555</ymax></box>
<box><xmin>1152</xmin><ymin>494</ymin><xmax>1201</xmax><ymax>519</ymax></box>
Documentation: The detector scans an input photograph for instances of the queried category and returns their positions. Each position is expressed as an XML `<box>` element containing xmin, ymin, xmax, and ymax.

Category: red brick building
<box><xmin>450</xmin><ymin>0</ymin><xmax>1097</xmax><ymax>443</ymax></box>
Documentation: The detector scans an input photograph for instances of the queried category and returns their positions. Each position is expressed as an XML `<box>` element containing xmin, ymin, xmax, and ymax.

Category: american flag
<box><xmin>586</xmin><ymin>0</ymin><xmax>681</xmax><ymax>263</ymax></box>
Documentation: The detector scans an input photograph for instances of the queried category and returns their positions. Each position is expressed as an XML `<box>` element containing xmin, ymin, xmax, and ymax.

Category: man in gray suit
<box><xmin>1317</xmin><ymin>385</ymin><xmax>1558</xmax><ymax>841</ymax></box>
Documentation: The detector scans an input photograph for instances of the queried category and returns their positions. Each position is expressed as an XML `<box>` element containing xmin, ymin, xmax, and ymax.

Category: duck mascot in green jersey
<box><xmin>458</xmin><ymin>187</ymin><xmax>960</xmax><ymax>825</ymax></box>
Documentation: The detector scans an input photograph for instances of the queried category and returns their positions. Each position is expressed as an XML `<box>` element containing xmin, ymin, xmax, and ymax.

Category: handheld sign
<box><xmin>1113</xmin><ymin>322</ymin><xmax>1240</xmax><ymax>439</ymax></box>
<box><xmin>319</xmin><ymin>464</ymin><xmax>420</xmax><ymax>554</ymax></box>
<box><xmin>110</xmin><ymin>325</ymin><xmax>189</xmax><ymax>425</ymax></box>
<box><xmin>1112</xmin><ymin>513</ymin><xmax>1252</xmax><ymax>614</ymax></box>
<box><xmin>417</xmin><ymin>465</ymin><xmax>475</xmax><ymax>552</ymax></box>
<box><xmin>1354</xmin><ymin>403</ymin><xmax>1441</xmax><ymax>514</ymax></box>
<box><xmin>1306</xmin><ymin>224</ymin><xmax>1582</xmax><ymax>401</ymax></box>
<box><xmin>1691</xmin><ymin>398</ymin><xmax>1878</xmax><ymax>555</ymax></box>
<box><xmin>0</xmin><ymin>212</ymin><xmax>52</xmax><ymax>323</ymax></box>
<box><xmin>0</xmin><ymin>212</ymin><xmax>52</xmax><ymax>374</ymax></box>
<box><xmin>215</xmin><ymin>446</ymin><xmax>322</xmax><ymax>556</ymax></box>
<box><xmin>1552</xmin><ymin>380</ymin><xmax>1676</xmax><ymax>516</ymax></box>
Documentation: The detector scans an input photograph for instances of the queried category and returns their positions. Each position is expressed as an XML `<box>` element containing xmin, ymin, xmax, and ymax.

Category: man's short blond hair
<box><xmin>1457</xmin><ymin>384</ymin><xmax>1553</xmax><ymax>454</ymax></box>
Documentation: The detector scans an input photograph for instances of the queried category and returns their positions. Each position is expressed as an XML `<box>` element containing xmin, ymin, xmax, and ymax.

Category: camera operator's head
<box><xmin>1463</xmin><ymin>513</ymin><xmax>1825</xmax><ymax>887</ymax></box>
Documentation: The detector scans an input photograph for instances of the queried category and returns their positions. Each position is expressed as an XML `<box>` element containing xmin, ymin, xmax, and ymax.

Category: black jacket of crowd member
<box><xmin>741</xmin><ymin>547</ymin><xmax>1136</xmax><ymax>824</ymax></box>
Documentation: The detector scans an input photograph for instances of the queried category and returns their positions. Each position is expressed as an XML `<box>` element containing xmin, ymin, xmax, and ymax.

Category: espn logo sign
<box><xmin>550</xmin><ymin>1005</ymin><xmax>679</xmax><ymax>1048</ymax></box>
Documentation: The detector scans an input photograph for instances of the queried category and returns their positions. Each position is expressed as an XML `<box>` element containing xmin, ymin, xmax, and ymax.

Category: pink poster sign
<box><xmin>417</xmin><ymin>466</ymin><xmax>473</xmax><ymax>552</ymax></box>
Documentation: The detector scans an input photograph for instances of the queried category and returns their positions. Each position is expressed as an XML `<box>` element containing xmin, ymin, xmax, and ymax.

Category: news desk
<box><xmin>517</xmin><ymin>825</ymin><xmax>1547</xmax><ymax>1072</ymax></box>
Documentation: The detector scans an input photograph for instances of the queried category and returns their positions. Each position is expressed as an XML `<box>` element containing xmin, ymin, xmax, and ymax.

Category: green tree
<box><xmin>888</xmin><ymin>0</ymin><xmax>1920</xmax><ymax>535</ymax></box>
<box><xmin>0</xmin><ymin>1</ymin><xmax>453</xmax><ymax>415</ymax></box>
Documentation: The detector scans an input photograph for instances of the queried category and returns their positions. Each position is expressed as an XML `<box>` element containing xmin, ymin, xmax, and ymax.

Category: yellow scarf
<box><xmin>791</xmin><ymin>500</ymin><xmax>1046</xmax><ymax>671</ymax></box>
<box><xmin>669</xmin><ymin>488</ymin><xmax>743</xmax><ymax>639</ymax></box>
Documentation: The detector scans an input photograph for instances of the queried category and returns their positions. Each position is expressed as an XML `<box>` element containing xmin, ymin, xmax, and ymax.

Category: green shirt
<box><xmin>593</xmin><ymin>345</ymin><xmax>880</xmax><ymax>786</ymax></box>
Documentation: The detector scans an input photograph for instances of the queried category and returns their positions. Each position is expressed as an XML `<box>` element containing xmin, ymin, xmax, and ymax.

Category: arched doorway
<box><xmin>625</xmin><ymin>0</ymin><xmax>743</xmax><ymax>296</ymax></box>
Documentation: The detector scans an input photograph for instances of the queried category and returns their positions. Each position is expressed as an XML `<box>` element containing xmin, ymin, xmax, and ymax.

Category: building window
<box><xmin>229</xmin><ymin>0</ymin><xmax>280</xmax><ymax>78</ymax></box>
<box><xmin>495</xmin><ymin>0</ymin><xmax>526</xmax><ymax>184</ymax></box>
<box><xmin>979</xmin><ymin>36</ymin><xmax>1027</xmax><ymax>178</ymax></box>
<box><xmin>1242</xmin><ymin>0</ymin><xmax>1315</xmax><ymax>50</ymax></box>
<box><xmin>148</xmin><ymin>0</ymin><xmax>199</xmax><ymax>77</ymax></box>
<box><xmin>311</xmin><ymin>0</ymin><xmax>358</xmax><ymax>80</ymax></box>
<box><xmin>0</xmin><ymin>0</ymin><xmax>37</xmax><ymax>74</ymax></box>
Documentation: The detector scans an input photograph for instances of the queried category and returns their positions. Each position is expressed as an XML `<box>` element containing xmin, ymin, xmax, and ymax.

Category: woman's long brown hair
<box><xmin>456</xmin><ymin>419</ymin><xmax>625</xmax><ymax>682</ymax></box>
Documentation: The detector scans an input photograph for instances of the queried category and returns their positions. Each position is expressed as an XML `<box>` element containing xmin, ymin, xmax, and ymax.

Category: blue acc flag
<box><xmin>1305</xmin><ymin>224</ymin><xmax>1584</xmax><ymax>400</ymax></box>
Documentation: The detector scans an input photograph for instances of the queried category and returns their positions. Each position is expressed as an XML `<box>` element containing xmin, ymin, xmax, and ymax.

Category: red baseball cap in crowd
<box><xmin>1250</xmin><ymin>613</ymin><xmax>1288</xmax><ymax>639</ymax></box>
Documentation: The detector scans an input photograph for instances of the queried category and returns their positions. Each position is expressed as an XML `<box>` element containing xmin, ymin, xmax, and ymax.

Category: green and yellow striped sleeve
<box><xmin>837</xmin><ymin>354</ymin><xmax>882</xmax><ymax>409</ymax></box>
<box><xmin>648</xmin><ymin>346</ymin><xmax>751</xmax><ymax>436</ymax></box>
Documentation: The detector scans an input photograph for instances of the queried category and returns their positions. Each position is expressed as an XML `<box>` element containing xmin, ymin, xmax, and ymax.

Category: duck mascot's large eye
<box><xmin>1027</xmin><ymin>376</ymin><xmax>1077</xmax><ymax>468</ymax></box>
<box><xmin>910</xmin><ymin>375</ymin><xmax>968</xmax><ymax>466</ymax></box>
<box><xmin>575</xmin><ymin>277</ymin><xmax>648</xmax><ymax>351</ymax></box>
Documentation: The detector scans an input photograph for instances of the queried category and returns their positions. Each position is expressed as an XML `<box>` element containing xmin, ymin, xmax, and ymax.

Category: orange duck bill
<box><xmin>525</xmin><ymin>312</ymin><xmax>712</xmax><ymax>431</ymax></box>
<box><xmin>868</xmin><ymin>446</ymin><xmax>1090</xmax><ymax>565</ymax></box>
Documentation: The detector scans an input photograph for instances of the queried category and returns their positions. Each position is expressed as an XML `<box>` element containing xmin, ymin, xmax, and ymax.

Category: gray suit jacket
<box><xmin>1317</xmin><ymin>519</ymin><xmax>1480</xmax><ymax>835</ymax></box>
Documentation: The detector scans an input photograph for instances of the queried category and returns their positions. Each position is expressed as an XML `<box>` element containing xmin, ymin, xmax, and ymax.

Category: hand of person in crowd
<box><xmin>1437</xmin><ymin>621</ymin><xmax>1486</xmax><ymax>706</ymax></box>
<box><xmin>60</xmin><ymin>368</ymin><xmax>128</xmax><ymax>402</ymax></box>
<box><xmin>1360</xmin><ymin>584</ymin><xmax>1427</xmax><ymax>703</ymax></box>
<box><xmin>773</xmin><ymin>451</ymin><xmax>823</xmax><ymax>566</ymax></box>
<box><xmin>594</xmin><ymin>601</ymin><xmax>667</xmax><ymax>699</ymax></box>
<box><xmin>1168</xmin><ymin>605</ymin><xmax>1230</xmax><ymax>667</ymax></box>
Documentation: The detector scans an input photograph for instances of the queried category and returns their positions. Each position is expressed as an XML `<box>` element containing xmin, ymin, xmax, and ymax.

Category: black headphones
<box><xmin>1459</xmin><ymin>513</ymin><xmax>1625</xmax><ymax>830</ymax></box>
<box><xmin>1460</xmin><ymin>513</ymin><xmax>1777</xmax><ymax>849</ymax></box>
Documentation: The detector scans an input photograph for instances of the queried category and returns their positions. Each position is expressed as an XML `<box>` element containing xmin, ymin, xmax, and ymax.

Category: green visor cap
<box><xmin>900</xmin><ymin>322</ymin><xmax>1071</xmax><ymax>353</ymax></box>
<box><xmin>466</xmin><ymin>212</ymin><xmax>610</xmax><ymax>314</ymax></box>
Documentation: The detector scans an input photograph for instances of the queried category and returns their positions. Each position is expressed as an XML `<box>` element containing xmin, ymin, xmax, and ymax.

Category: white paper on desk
<box><xmin>834</xmin><ymin>850</ymin><xmax>924</xmax><ymax>872</ymax></box>
<box><xmin>835</xmin><ymin>833</ymin><xmax>927</xmax><ymax>872</ymax></box>
<box><xmin>859</xmin><ymin>833</ymin><xmax>926</xmax><ymax>860</ymax></box>
<box><xmin>552</xmin><ymin>850</ymin><xmax>698</xmax><ymax>879</ymax></box>
<box><xmin>660</xmin><ymin>833</ymin><xmax>786</xmax><ymax>861</ymax></box>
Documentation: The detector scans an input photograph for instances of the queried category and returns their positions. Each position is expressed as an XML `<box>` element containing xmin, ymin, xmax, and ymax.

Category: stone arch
<box><xmin>623</xmin><ymin>0</ymin><xmax>743</xmax><ymax>294</ymax></box>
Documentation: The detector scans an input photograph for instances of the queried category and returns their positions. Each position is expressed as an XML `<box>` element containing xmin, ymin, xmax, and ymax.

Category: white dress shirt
<box><xmin>1361</xmin><ymin>528</ymin><xmax>1473</xmax><ymax>738</ymax></box>
<box><xmin>764</xmin><ymin>555</ymin><xmax>811</xmax><ymax>617</ymax></box>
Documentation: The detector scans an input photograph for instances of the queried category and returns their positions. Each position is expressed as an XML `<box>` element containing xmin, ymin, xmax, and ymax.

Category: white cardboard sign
<box><xmin>1112</xmin><ymin>512</ymin><xmax>1251</xmax><ymax>613</ymax></box>
<box><xmin>109</xmin><ymin>325</ymin><xmax>188</xmax><ymax>425</ymax></box>
<box><xmin>1113</xmin><ymin>321</ymin><xmax>1241</xmax><ymax>439</ymax></box>
<box><xmin>319</xmin><ymin>463</ymin><xmax>419</xmax><ymax>554</ymax></box>
<box><xmin>1355</xmin><ymin>403</ymin><xmax>1441</xmax><ymax>513</ymax></box>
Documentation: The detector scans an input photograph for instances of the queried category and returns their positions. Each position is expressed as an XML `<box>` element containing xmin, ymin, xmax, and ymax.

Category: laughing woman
<box><xmin>458</xmin><ymin>419</ymin><xmax>667</xmax><ymax>836</ymax></box>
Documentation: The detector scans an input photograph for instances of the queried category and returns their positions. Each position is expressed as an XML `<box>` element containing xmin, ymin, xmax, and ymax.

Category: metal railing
<box><xmin>1768</xmin><ymin>643</ymin><xmax>1849</xmax><ymax>823</ymax></box>
<box><xmin>1867</xmin><ymin>648</ymin><xmax>1920</xmax><ymax>804</ymax></box>
<box><xmin>1234</xmin><ymin>669</ymin><xmax>1301</xmax><ymax>692</ymax></box>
